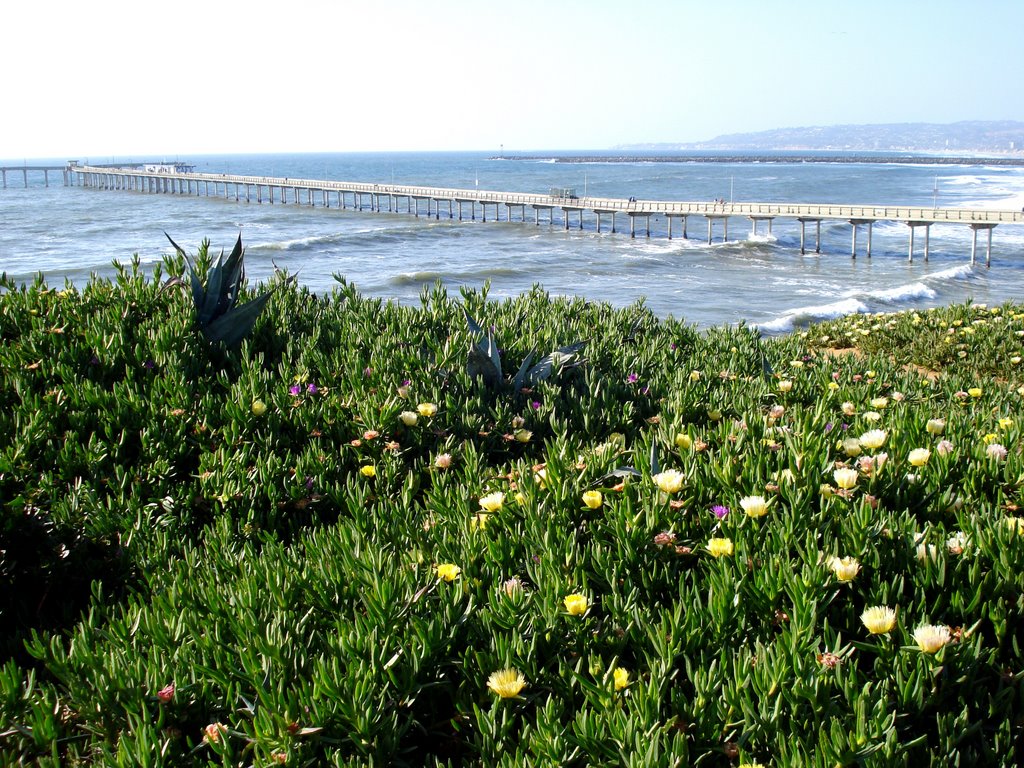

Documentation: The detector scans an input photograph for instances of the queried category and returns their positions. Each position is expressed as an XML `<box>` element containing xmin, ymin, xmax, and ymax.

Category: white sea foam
<box><xmin>925</xmin><ymin>263</ymin><xmax>975</xmax><ymax>282</ymax></box>
<box><xmin>756</xmin><ymin>297</ymin><xmax>868</xmax><ymax>333</ymax></box>
<box><xmin>865</xmin><ymin>282</ymin><xmax>936</xmax><ymax>302</ymax></box>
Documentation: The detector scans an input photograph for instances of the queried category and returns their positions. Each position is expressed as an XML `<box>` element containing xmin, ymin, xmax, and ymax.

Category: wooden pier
<box><xmin>64</xmin><ymin>163</ymin><xmax>1024</xmax><ymax>266</ymax></box>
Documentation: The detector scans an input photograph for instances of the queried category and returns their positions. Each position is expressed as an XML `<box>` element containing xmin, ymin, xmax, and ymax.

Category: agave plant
<box><xmin>164</xmin><ymin>233</ymin><xmax>273</xmax><ymax>348</ymax></box>
<box><xmin>465</xmin><ymin>310</ymin><xmax>585</xmax><ymax>392</ymax></box>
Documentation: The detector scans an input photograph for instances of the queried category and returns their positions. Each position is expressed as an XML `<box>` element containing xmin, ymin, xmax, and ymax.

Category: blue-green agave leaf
<box><xmin>465</xmin><ymin>311</ymin><xmax>502</xmax><ymax>387</ymax></box>
<box><xmin>512</xmin><ymin>349</ymin><xmax>536</xmax><ymax>392</ymax></box>
<box><xmin>525</xmin><ymin>342</ymin><xmax>585</xmax><ymax>384</ymax></box>
<box><xmin>164</xmin><ymin>232</ymin><xmax>204</xmax><ymax>312</ymax></box>
<box><xmin>203</xmin><ymin>291</ymin><xmax>274</xmax><ymax>347</ymax></box>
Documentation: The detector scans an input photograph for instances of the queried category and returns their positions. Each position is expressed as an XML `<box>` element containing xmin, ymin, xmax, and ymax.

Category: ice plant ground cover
<box><xmin>1</xmin><ymin>255</ymin><xmax>1023</xmax><ymax>766</ymax></box>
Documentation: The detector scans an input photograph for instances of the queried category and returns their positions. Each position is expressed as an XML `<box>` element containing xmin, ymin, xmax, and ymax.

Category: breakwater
<box><xmin>495</xmin><ymin>154</ymin><xmax>1024</xmax><ymax>166</ymax></box>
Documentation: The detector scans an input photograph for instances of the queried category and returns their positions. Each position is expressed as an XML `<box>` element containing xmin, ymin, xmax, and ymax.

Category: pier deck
<box><xmin>65</xmin><ymin>164</ymin><xmax>1024</xmax><ymax>265</ymax></box>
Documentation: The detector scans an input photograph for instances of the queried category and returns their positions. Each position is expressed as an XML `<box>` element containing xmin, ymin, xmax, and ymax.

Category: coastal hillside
<box><xmin>2</xmin><ymin>251</ymin><xmax>1023</xmax><ymax>765</ymax></box>
<box><xmin>621</xmin><ymin>120</ymin><xmax>1024</xmax><ymax>154</ymax></box>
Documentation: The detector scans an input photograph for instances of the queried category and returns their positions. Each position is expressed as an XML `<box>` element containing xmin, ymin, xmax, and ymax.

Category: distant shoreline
<box><xmin>494</xmin><ymin>154</ymin><xmax>1024</xmax><ymax>166</ymax></box>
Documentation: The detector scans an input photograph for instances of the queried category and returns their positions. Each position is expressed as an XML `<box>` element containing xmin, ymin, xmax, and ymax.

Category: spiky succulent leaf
<box><xmin>524</xmin><ymin>342</ymin><xmax>585</xmax><ymax>385</ymax></box>
<box><xmin>164</xmin><ymin>232</ymin><xmax>204</xmax><ymax>312</ymax></box>
<box><xmin>512</xmin><ymin>349</ymin><xmax>536</xmax><ymax>392</ymax></box>
<box><xmin>589</xmin><ymin>467</ymin><xmax>641</xmax><ymax>488</ymax></box>
<box><xmin>203</xmin><ymin>291</ymin><xmax>274</xmax><ymax>348</ymax></box>
<box><xmin>465</xmin><ymin>311</ymin><xmax>502</xmax><ymax>388</ymax></box>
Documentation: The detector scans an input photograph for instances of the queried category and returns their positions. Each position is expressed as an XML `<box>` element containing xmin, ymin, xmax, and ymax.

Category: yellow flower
<box><xmin>913</xmin><ymin>624</ymin><xmax>951</xmax><ymax>654</ymax></box>
<box><xmin>738</xmin><ymin>762</ymin><xmax>767</xmax><ymax>768</ymax></box>
<box><xmin>982</xmin><ymin>433</ymin><xmax>998</xmax><ymax>444</ymax></box>
<box><xmin>487</xmin><ymin>669</ymin><xmax>527</xmax><ymax>699</ymax></box>
<box><xmin>399</xmin><ymin>410</ymin><xmax>418</xmax><ymax>426</ymax></box>
<box><xmin>998</xmin><ymin>417</ymin><xmax>1014</xmax><ymax>430</ymax></box>
<box><xmin>861</xmin><ymin>606</ymin><xmax>897</xmax><ymax>634</ymax></box>
<box><xmin>582</xmin><ymin>490</ymin><xmax>603</xmax><ymax>509</ymax></box>
<box><xmin>859</xmin><ymin>429</ymin><xmax>887</xmax><ymax>450</ymax></box>
<box><xmin>968</xmin><ymin>387</ymin><xmax>983</xmax><ymax>398</ymax></box>
<box><xmin>908</xmin><ymin>448</ymin><xmax>931</xmax><ymax>467</ymax></box>
<box><xmin>564</xmin><ymin>593</ymin><xmax>589</xmax><ymax>616</ymax></box>
<box><xmin>829</xmin><ymin>556</ymin><xmax>860</xmax><ymax>582</ymax></box>
<box><xmin>707</xmin><ymin>408</ymin><xmax>723</xmax><ymax>421</ymax></box>
<box><xmin>1004</xmin><ymin>517</ymin><xmax>1024</xmax><ymax>535</ymax></box>
<box><xmin>689</xmin><ymin>370</ymin><xmax>701</xmax><ymax>382</ymax></box>
<box><xmin>674</xmin><ymin>433</ymin><xmax>692</xmax><ymax>450</ymax></box>
<box><xmin>417</xmin><ymin>402</ymin><xmax>437</xmax><ymax>417</ymax></box>
<box><xmin>827</xmin><ymin>381</ymin><xmax>840</xmax><ymax>391</ymax></box>
<box><xmin>777</xmin><ymin>380</ymin><xmax>793</xmax><ymax>393</ymax></box>
<box><xmin>706</xmin><ymin>537</ymin><xmax>734</xmax><ymax>557</ymax></box>
<box><xmin>841</xmin><ymin>401</ymin><xmax>857</xmax><ymax>417</ymax></box>
<box><xmin>479</xmin><ymin>491</ymin><xmax>505</xmax><ymax>512</ymax></box>
<box><xmin>251</xmin><ymin>399</ymin><xmax>267</xmax><ymax>416</ymax></box>
<box><xmin>841</xmin><ymin>438</ymin><xmax>862</xmax><ymax>457</ymax></box>
<box><xmin>514</xmin><ymin>429</ymin><xmax>532</xmax><ymax>443</ymax></box>
<box><xmin>833</xmin><ymin>467</ymin><xmax>858</xmax><ymax>490</ymax></box>
<box><xmin>870</xmin><ymin>397</ymin><xmax>888</xmax><ymax>410</ymax></box>
<box><xmin>435</xmin><ymin>563</ymin><xmax>461</xmax><ymax>582</ymax></box>
<box><xmin>360</xmin><ymin>465</ymin><xmax>376</xmax><ymax>477</ymax></box>
<box><xmin>653</xmin><ymin>469</ymin><xmax>685</xmax><ymax>494</ymax></box>
<box><xmin>470</xmin><ymin>513</ymin><xmax>490</xmax><ymax>531</ymax></box>
<box><xmin>613</xmin><ymin>667</ymin><xmax>630</xmax><ymax>691</ymax></box>
<box><xmin>865</xmin><ymin>369</ymin><xmax>877</xmax><ymax>379</ymax></box>
<box><xmin>740</xmin><ymin>495</ymin><xmax>769</xmax><ymax>518</ymax></box>
<box><xmin>926</xmin><ymin>418</ymin><xmax>945</xmax><ymax>435</ymax></box>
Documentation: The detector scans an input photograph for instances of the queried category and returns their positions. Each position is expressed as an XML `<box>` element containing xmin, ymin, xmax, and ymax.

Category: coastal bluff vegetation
<box><xmin>1</xmin><ymin>247</ymin><xmax>1023</xmax><ymax>766</ymax></box>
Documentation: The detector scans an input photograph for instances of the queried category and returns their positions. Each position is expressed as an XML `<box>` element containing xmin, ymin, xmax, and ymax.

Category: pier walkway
<box><xmin>65</xmin><ymin>163</ymin><xmax>1024</xmax><ymax>266</ymax></box>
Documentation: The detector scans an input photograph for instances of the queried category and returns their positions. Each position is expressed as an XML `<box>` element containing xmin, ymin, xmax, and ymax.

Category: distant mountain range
<box><xmin>619</xmin><ymin>121</ymin><xmax>1024</xmax><ymax>154</ymax></box>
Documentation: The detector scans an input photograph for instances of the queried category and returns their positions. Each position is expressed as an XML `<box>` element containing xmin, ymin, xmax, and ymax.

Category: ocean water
<box><xmin>2</xmin><ymin>150</ymin><xmax>1023</xmax><ymax>333</ymax></box>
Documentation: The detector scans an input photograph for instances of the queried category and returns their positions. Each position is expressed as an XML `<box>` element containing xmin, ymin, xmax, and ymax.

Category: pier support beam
<box><xmin>749</xmin><ymin>215</ymin><xmax>773</xmax><ymax>239</ymax></box>
<box><xmin>798</xmin><ymin>218</ymin><xmax>821</xmax><ymax>255</ymax></box>
<box><xmin>848</xmin><ymin>219</ymin><xmax>873</xmax><ymax>259</ymax></box>
<box><xmin>628</xmin><ymin>212</ymin><xmax>651</xmax><ymax>239</ymax></box>
<box><xmin>970</xmin><ymin>223</ymin><xmax>997</xmax><ymax>267</ymax></box>
<box><xmin>906</xmin><ymin>221</ymin><xmax>931</xmax><ymax>263</ymax></box>
<box><xmin>667</xmin><ymin>213</ymin><xmax>688</xmax><ymax>240</ymax></box>
<box><xmin>705</xmin><ymin>215</ymin><xmax>728</xmax><ymax>244</ymax></box>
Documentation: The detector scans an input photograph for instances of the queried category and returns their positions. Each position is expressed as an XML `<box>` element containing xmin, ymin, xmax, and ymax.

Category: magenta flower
<box><xmin>531</xmin><ymin>400</ymin><xmax>541</xmax><ymax>410</ymax></box>
<box><xmin>289</xmin><ymin>384</ymin><xmax>302</xmax><ymax>396</ymax></box>
<box><xmin>627</xmin><ymin>373</ymin><xmax>639</xmax><ymax>384</ymax></box>
<box><xmin>306</xmin><ymin>383</ymin><xmax>318</xmax><ymax>394</ymax></box>
<box><xmin>712</xmin><ymin>504</ymin><xmax>730</xmax><ymax>519</ymax></box>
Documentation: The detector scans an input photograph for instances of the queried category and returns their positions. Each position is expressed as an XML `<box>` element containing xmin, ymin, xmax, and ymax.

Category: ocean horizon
<box><xmin>2</xmin><ymin>150</ymin><xmax>1023</xmax><ymax>333</ymax></box>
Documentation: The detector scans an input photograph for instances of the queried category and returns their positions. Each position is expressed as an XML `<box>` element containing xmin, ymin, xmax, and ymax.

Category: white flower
<box><xmin>914</xmin><ymin>624</ymin><xmax>951</xmax><ymax>654</ymax></box>
<box><xmin>859</xmin><ymin>429</ymin><xmax>887</xmax><ymax>450</ymax></box>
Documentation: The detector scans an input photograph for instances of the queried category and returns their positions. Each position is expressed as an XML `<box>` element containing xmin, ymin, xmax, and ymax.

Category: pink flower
<box><xmin>653</xmin><ymin>531</ymin><xmax>677</xmax><ymax>547</ymax></box>
<box><xmin>936</xmin><ymin>439</ymin><xmax>954</xmax><ymax>456</ymax></box>
<box><xmin>987</xmin><ymin>443</ymin><xmax>1008</xmax><ymax>461</ymax></box>
<box><xmin>156</xmin><ymin>683</ymin><xmax>175</xmax><ymax>703</ymax></box>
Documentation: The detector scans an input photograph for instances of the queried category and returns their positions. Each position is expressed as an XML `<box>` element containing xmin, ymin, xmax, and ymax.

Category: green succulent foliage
<box><xmin>165</xmin><ymin>233</ymin><xmax>273</xmax><ymax>347</ymax></box>
<box><xmin>3</xmin><ymin>262</ymin><xmax>1024</xmax><ymax>767</ymax></box>
<box><xmin>465</xmin><ymin>309</ymin><xmax>585</xmax><ymax>392</ymax></box>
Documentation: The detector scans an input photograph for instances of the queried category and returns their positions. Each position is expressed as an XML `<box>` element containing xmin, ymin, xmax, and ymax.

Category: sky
<box><xmin>4</xmin><ymin>0</ymin><xmax>1024</xmax><ymax>161</ymax></box>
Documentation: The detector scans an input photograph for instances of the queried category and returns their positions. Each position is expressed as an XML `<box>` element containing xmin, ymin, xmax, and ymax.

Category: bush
<box><xmin>1</xmin><ymin>260</ymin><xmax>1023</xmax><ymax>765</ymax></box>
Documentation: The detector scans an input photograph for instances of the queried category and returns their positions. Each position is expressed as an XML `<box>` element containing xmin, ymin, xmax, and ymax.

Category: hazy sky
<box><xmin>4</xmin><ymin>0</ymin><xmax>1023</xmax><ymax>160</ymax></box>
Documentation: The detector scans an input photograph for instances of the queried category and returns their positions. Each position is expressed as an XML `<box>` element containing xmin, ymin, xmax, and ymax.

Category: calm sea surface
<box><xmin>2</xmin><ymin>151</ymin><xmax>1023</xmax><ymax>332</ymax></box>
